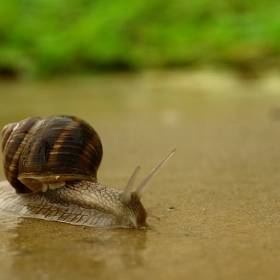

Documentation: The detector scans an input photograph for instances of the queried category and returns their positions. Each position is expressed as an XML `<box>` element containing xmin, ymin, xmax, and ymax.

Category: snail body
<box><xmin>0</xmin><ymin>115</ymin><xmax>176</xmax><ymax>229</ymax></box>
<box><xmin>0</xmin><ymin>181</ymin><xmax>147</xmax><ymax>228</ymax></box>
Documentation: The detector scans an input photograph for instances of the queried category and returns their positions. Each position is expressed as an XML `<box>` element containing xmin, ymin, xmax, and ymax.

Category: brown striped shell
<box><xmin>2</xmin><ymin>116</ymin><xmax>103</xmax><ymax>194</ymax></box>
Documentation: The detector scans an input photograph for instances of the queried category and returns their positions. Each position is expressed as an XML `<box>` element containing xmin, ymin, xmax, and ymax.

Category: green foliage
<box><xmin>1</xmin><ymin>0</ymin><xmax>280</xmax><ymax>77</ymax></box>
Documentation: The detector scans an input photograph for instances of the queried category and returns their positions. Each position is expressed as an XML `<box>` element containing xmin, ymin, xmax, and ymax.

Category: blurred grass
<box><xmin>1</xmin><ymin>0</ymin><xmax>280</xmax><ymax>78</ymax></box>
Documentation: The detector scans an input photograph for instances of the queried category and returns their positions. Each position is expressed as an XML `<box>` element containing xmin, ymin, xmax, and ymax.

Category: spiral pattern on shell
<box><xmin>2</xmin><ymin>115</ymin><xmax>103</xmax><ymax>194</ymax></box>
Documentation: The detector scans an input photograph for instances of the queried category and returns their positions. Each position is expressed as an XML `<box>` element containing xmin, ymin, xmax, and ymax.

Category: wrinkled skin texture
<box><xmin>0</xmin><ymin>180</ymin><xmax>148</xmax><ymax>229</ymax></box>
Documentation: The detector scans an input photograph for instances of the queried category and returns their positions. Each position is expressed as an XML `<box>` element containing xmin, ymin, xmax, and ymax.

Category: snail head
<box><xmin>121</xmin><ymin>148</ymin><xmax>176</xmax><ymax>228</ymax></box>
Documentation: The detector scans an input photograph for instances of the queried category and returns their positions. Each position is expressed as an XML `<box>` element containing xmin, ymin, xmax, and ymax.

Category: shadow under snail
<box><xmin>0</xmin><ymin>115</ymin><xmax>176</xmax><ymax>229</ymax></box>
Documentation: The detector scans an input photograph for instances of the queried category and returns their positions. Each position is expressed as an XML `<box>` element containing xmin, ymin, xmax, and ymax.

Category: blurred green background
<box><xmin>1</xmin><ymin>0</ymin><xmax>280</xmax><ymax>78</ymax></box>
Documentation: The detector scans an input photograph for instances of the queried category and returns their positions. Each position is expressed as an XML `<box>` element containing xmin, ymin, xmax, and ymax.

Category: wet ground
<box><xmin>1</xmin><ymin>69</ymin><xmax>280</xmax><ymax>279</ymax></box>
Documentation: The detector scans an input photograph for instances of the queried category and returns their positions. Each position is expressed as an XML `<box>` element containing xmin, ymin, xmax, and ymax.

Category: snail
<box><xmin>0</xmin><ymin>115</ymin><xmax>176</xmax><ymax>229</ymax></box>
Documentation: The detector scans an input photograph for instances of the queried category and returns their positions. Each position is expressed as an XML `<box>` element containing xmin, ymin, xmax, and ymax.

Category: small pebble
<box><xmin>138</xmin><ymin>226</ymin><xmax>146</xmax><ymax>229</ymax></box>
<box><xmin>167</xmin><ymin>206</ymin><xmax>175</xmax><ymax>211</ymax></box>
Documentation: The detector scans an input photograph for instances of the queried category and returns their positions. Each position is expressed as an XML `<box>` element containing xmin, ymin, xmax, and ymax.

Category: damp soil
<box><xmin>1</xmin><ymin>69</ymin><xmax>280</xmax><ymax>280</ymax></box>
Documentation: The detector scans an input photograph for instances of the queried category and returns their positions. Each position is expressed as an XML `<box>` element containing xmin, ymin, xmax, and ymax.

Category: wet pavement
<box><xmin>0</xmin><ymin>69</ymin><xmax>280</xmax><ymax>279</ymax></box>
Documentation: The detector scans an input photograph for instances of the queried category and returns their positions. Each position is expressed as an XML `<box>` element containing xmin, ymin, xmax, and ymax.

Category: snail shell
<box><xmin>0</xmin><ymin>115</ymin><xmax>176</xmax><ymax>229</ymax></box>
<box><xmin>2</xmin><ymin>116</ymin><xmax>102</xmax><ymax>193</ymax></box>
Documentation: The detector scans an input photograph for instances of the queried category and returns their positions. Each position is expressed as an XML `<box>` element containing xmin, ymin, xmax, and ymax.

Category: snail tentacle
<box><xmin>135</xmin><ymin>148</ymin><xmax>177</xmax><ymax>199</ymax></box>
<box><xmin>121</xmin><ymin>166</ymin><xmax>141</xmax><ymax>204</ymax></box>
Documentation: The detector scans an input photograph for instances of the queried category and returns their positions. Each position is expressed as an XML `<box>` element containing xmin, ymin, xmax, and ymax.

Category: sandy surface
<box><xmin>1</xmin><ymin>69</ymin><xmax>280</xmax><ymax>279</ymax></box>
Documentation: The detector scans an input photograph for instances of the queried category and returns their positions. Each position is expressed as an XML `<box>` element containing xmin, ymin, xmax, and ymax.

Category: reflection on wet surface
<box><xmin>1</xmin><ymin>70</ymin><xmax>280</xmax><ymax>279</ymax></box>
<box><xmin>1</xmin><ymin>214</ymin><xmax>148</xmax><ymax>279</ymax></box>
